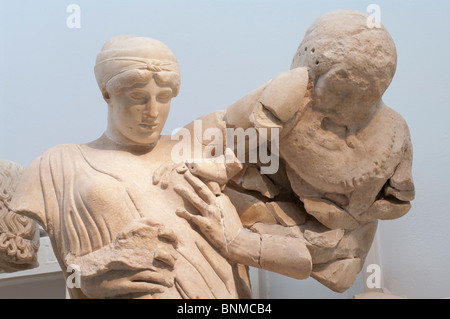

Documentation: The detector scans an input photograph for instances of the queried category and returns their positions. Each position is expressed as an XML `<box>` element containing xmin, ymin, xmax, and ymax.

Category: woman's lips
<box><xmin>139</xmin><ymin>123</ymin><xmax>158</xmax><ymax>130</ymax></box>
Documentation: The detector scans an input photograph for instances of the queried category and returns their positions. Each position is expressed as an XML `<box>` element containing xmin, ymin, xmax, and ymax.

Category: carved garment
<box><xmin>10</xmin><ymin>144</ymin><xmax>251</xmax><ymax>299</ymax></box>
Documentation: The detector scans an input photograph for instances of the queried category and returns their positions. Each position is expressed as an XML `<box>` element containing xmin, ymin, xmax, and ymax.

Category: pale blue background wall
<box><xmin>1</xmin><ymin>0</ymin><xmax>449</xmax><ymax>298</ymax></box>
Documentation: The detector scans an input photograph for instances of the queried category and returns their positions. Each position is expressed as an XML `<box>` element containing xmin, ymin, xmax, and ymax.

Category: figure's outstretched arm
<box><xmin>173</xmin><ymin>165</ymin><xmax>312</xmax><ymax>280</ymax></box>
<box><xmin>181</xmin><ymin>67</ymin><xmax>310</xmax><ymax>164</ymax></box>
<box><xmin>226</xmin><ymin>67</ymin><xmax>309</xmax><ymax>133</ymax></box>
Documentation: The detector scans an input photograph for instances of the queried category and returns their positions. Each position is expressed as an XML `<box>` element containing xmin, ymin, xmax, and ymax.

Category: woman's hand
<box><xmin>69</xmin><ymin>217</ymin><xmax>179</xmax><ymax>298</ymax></box>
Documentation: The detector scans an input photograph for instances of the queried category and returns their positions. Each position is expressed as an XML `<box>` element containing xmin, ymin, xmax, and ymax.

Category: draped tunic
<box><xmin>10</xmin><ymin>142</ymin><xmax>251</xmax><ymax>299</ymax></box>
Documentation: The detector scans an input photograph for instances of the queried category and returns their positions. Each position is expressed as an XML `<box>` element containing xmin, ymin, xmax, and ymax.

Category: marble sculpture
<box><xmin>1</xmin><ymin>10</ymin><xmax>414</xmax><ymax>298</ymax></box>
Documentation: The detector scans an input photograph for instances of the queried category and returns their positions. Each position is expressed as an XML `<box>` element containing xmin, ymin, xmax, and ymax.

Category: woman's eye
<box><xmin>157</xmin><ymin>92</ymin><xmax>171</xmax><ymax>103</ymax></box>
<box><xmin>129</xmin><ymin>93</ymin><xmax>147</xmax><ymax>101</ymax></box>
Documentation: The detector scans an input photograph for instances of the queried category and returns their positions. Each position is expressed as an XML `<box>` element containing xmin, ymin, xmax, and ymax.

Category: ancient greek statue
<box><xmin>4</xmin><ymin>10</ymin><xmax>414</xmax><ymax>298</ymax></box>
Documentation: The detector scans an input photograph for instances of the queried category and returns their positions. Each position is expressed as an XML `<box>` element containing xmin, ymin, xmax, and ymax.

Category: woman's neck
<box><xmin>87</xmin><ymin>133</ymin><xmax>160</xmax><ymax>155</ymax></box>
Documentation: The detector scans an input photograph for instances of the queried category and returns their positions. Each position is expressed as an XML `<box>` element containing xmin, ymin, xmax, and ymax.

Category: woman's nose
<box><xmin>143</xmin><ymin>99</ymin><xmax>158</xmax><ymax>119</ymax></box>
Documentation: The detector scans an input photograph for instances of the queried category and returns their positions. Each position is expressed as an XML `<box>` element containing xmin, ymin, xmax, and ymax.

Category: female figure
<box><xmin>9</xmin><ymin>35</ymin><xmax>311</xmax><ymax>299</ymax></box>
<box><xmin>10</xmin><ymin>36</ymin><xmax>245</xmax><ymax>298</ymax></box>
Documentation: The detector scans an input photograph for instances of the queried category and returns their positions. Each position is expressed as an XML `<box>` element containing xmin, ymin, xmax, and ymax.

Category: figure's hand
<box><xmin>152</xmin><ymin>162</ymin><xmax>188</xmax><ymax>189</ymax></box>
<box><xmin>173</xmin><ymin>169</ymin><xmax>242</xmax><ymax>256</ymax></box>
<box><xmin>113</xmin><ymin>217</ymin><xmax>179</xmax><ymax>269</ymax></box>
<box><xmin>79</xmin><ymin>267</ymin><xmax>175</xmax><ymax>299</ymax></box>
<box><xmin>69</xmin><ymin>218</ymin><xmax>179</xmax><ymax>299</ymax></box>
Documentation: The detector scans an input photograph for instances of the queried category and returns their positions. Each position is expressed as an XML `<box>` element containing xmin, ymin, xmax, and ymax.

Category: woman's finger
<box><xmin>82</xmin><ymin>269</ymin><xmax>171</xmax><ymax>298</ymax></box>
<box><xmin>160</xmin><ymin>163</ymin><xmax>188</xmax><ymax>189</ymax></box>
<box><xmin>153</xmin><ymin>163</ymin><xmax>175</xmax><ymax>186</ymax></box>
<box><xmin>157</xmin><ymin>226</ymin><xmax>179</xmax><ymax>248</ymax></box>
<box><xmin>154</xmin><ymin>248</ymin><xmax>177</xmax><ymax>269</ymax></box>
<box><xmin>130</xmin><ymin>269</ymin><xmax>173</xmax><ymax>288</ymax></box>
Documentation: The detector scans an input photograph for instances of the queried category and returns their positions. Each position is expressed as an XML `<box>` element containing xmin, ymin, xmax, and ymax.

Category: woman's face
<box><xmin>107</xmin><ymin>75</ymin><xmax>172</xmax><ymax>145</ymax></box>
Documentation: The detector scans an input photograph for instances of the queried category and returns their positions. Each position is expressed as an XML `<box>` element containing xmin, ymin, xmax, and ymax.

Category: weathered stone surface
<box><xmin>384</xmin><ymin>185</ymin><xmax>414</xmax><ymax>202</ymax></box>
<box><xmin>250</xmin><ymin>222</ymin><xmax>303</xmax><ymax>238</ymax></box>
<box><xmin>304</xmin><ymin>229</ymin><xmax>344</xmax><ymax>249</ymax></box>
<box><xmin>222</xmin><ymin>188</ymin><xmax>277</xmax><ymax>227</ymax></box>
<box><xmin>250</xmin><ymin>102</ymin><xmax>283</xmax><ymax>131</ymax></box>
<box><xmin>239</xmin><ymin>202</ymin><xmax>278</xmax><ymax>228</ymax></box>
<box><xmin>303</xmin><ymin>198</ymin><xmax>359</xmax><ymax>230</ymax></box>
<box><xmin>360</xmin><ymin>199</ymin><xmax>411</xmax><ymax>221</ymax></box>
<box><xmin>241</xmin><ymin>166</ymin><xmax>279</xmax><ymax>199</ymax></box>
<box><xmin>250</xmin><ymin>223</ymin><xmax>305</xmax><ymax>243</ymax></box>
<box><xmin>260</xmin><ymin>233</ymin><xmax>312</xmax><ymax>280</ymax></box>
<box><xmin>266</xmin><ymin>201</ymin><xmax>307</xmax><ymax>226</ymax></box>
<box><xmin>226</xmin><ymin>85</ymin><xmax>267</xmax><ymax>130</ymax></box>
<box><xmin>258</xmin><ymin>67</ymin><xmax>308</xmax><ymax>122</ymax></box>
<box><xmin>311</xmin><ymin>258</ymin><xmax>362</xmax><ymax>293</ymax></box>
<box><xmin>223</xmin><ymin>187</ymin><xmax>264</xmax><ymax>214</ymax></box>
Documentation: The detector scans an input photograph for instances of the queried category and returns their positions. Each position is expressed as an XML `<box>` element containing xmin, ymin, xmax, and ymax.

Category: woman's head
<box><xmin>95</xmin><ymin>35</ymin><xmax>180</xmax><ymax>98</ymax></box>
<box><xmin>94</xmin><ymin>36</ymin><xmax>180</xmax><ymax>146</ymax></box>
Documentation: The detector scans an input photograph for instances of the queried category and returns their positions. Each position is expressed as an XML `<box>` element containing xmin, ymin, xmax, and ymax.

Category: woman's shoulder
<box><xmin>39</xmin><ymin>143</ymin><xmax>83</xmax><ymax>159</ymax></box>
<box><xmin>43</xmin><ymin>143</ymin><xmax>80</xmax><ymax>152</ymax></box>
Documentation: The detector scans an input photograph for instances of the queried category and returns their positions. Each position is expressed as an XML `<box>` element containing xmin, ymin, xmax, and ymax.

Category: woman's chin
<box><xmin>126</xmin><ymin>132</ymin><xmax>161</xmax><ymax>146</ymax></box>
